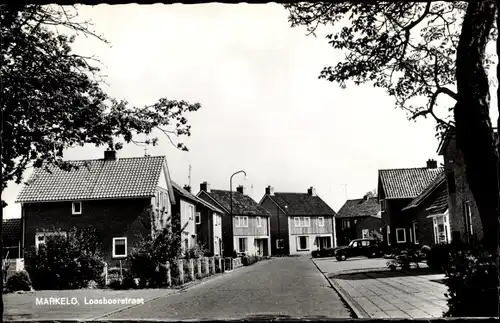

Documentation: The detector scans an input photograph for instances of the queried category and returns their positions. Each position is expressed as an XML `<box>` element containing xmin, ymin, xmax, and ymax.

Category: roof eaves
<box><xmin>261</xmin><ymin>195</ymin><xmax>288</xmax><ymax>214</ymax></box>
<box><xmin>197</xmin><ymin>191</ymin><xmax>229</xmax><ymax>214</ymax></box>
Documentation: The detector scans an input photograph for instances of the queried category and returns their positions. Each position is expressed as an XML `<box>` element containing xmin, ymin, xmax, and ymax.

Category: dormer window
<box><xmin>72</xmin><ymin>202</ymin><xmax>82</xmax><ymax>215</ymax></box>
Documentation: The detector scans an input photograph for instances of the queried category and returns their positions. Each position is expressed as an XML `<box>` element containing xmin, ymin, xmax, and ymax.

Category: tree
<box><xmin>0</xmin><ymin>4</ymin><xmax>201</xmax><ymax>314</ymax></box>
<box><xmin>284</xmin><ymin>1</ymin><xmax>499</xmax><ymax>251</ymax></box>
<box><xmin>363</xmin><ymin>189</ymin><xmax>377</xmax><ymax>199</ymax></box>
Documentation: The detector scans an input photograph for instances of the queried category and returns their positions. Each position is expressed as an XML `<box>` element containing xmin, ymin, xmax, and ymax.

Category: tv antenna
<box><xmin>188</xmin><ymin>165</ymin><xmax>192</xmax><ymax>187</ymax></box>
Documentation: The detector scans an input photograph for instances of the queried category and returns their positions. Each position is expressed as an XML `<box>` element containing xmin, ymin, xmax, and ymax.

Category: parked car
<box><xmin>311</xmin><ymin>248</ymin><xmax>336</xmax><ymax>258</ymax></box>
<box><xmin>335</xmin><ymin>238</ymin><xmax>383</xmax><ymax>261</ymax></box>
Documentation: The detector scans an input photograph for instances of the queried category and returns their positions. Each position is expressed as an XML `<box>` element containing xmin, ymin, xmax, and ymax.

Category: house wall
<box><xmin>232</xmin><ymin>215</ymin><xmax>269</xmax><ymax>236</ymax></box>
<box><xmin>23</xmin><ymin>198</ymin><xmax>151</xmax><ymax>265</ymax></box>
<box><xmin>288</xmin><ymin>233</ymin><xmax>334</xmax><ymax>255</ymax></box>
<box><xmin>179</xmin><ymin>199</ymin><xmax>196</xmax><ymax>250</ymax></box>
<box><xmin>384</xmin><ymin>198</ymin><xmax>415</xmax><ymax>246</ymax></box>
<box><xmin>195</xmin><ymin>206</ymin><xmax>212</xmax><ymax>254</ymax></box>
<box><xmin>260</xmin><ymin>196</ymin><xmax>290</xmax><ymax>256</ymax></box>
<box><xmin>336</xmin><ymin>217</ymin><xmax>364</xmax><ymax>245</ymax></box>
<box><xmin>152</xmin><ymin>187</ymin><xmax>171</xmax><ymax>234</ymax></box>
<box><xmin>289</xmin><ymin>215</ymin><xmax>334</xmax><ymax>234</ymax></box>
<box><xmin>233</xmin><ymin>235</ymin><xmax>270</xmax><ymax>256</ymax></box>
<box><xmin>441</xmin><ymin>135</ymin><xmax>484</xmax><ymax>243</ymax></box>
<box><xmin>355</xmin><ymin>217</ymin><xmax>383</xmax><ymax>239</ymax></box>
<box><xmin>213</xmin><ymin>212</ymin><xmax>222</xmax><ymax>256</ymax></box>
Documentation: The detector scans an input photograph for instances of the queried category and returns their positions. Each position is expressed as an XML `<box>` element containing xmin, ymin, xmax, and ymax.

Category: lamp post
<box><xmin>230</xmin><ymin>170</ymin><xmax>246</xmax><ymax>256</ymax></box>
<box><xmin>277</xmin><ymin>204</ymin><xmax>287</xmax><ymax>255</ymax></box>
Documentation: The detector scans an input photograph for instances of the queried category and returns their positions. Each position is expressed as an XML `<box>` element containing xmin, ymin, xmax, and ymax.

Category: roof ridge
<box><xmin>379</xmin><ymin>166</ymin><xmax>444</xmax><ymax>172</ymax></box>
<box><xmin>59</xmin><ymin>155</ymin><xmax>166</xmax><ymax>164</ymax></box>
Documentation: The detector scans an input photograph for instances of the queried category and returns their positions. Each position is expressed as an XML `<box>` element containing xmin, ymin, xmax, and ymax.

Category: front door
<box><xmin>317</xmin><ymin>236</ymin><xmax>331</xmax><ymax>250</ymax></box>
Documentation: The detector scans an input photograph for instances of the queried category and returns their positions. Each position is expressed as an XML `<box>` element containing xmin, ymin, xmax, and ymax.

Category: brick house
<box><xmin>197</xmin><ymin>182</ymin><xmax>271</xmax><ymax>257</ymax></box>
<box><xmin>259</xmin><ymin>186</ymin><xmax>336</xmax><ymax>256</ymax></box>
<box><xmin>377</xmin><ymin>160</ymin><xmax>444</xmax><ymax>247</ymax></box>
<box><xmin>336</xmin><ymin>196</ymin><xmax>382</xmax><ymax>246</ymax></box>
<box><xmin>176</xmin><ymin>184</ymin><xmax>224</xmax><ymax>256</ymax></box>
<box><xmin>15</xmin><ymin>151</ymin><xmax>175</xmax><ymax>266</ymax></box>
<box><xmin>401</xmin><ymin>172</ymin><xmax>450</xmax><ymax>246</ymax></box>
<box><xmin>436</xmin><ymin>129</ymin><xmax>490</xmax><ymax>244</ymax></box>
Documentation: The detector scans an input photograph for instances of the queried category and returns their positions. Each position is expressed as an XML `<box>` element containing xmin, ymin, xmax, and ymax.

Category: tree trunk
<box><xmin>455</xmin><ymin>0</ymin><xmax>499</xmax><ymax>251</ymax></box>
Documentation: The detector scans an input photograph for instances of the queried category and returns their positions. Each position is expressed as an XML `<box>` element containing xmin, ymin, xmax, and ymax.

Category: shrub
<box><xmin>242</xmin><ymin>255</ymin><xmax>260</xmax><ymax>266</ymax></box>
<box><xmin>443</xmin><ymin>248</ymin><xmax>498</xmax><ymax>317</ymax></box>
<box><xmin>426</xmin><ymin>244</ymin><xmax>457</xmax><ymax>271</ymax></box>
<box><xmin>25</xmin><ymin>227</ymin><xmax>104</xmax><ymax>290</ymax></box>
<box><xmin>128</xmin><ymin>212</ymin><xmax>184</xmax><ymax>288</ymax></box>
<box><xmin>5</xmin><ymin>270</ymin><xmax>32</xmax><ymax>292</ymax></box>
<box><xmin>184</xmin><ymin>243</ymin><xmax>207</xmax><ymax>259</ymax></box>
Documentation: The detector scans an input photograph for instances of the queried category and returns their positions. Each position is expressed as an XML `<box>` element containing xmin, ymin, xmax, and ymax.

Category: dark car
<box><xmin>335</xmin><ymin>238</ymin><xmax>383</xmax><ymax>261</ymax></box>
<box><xmin>311</xmin><ymin>247</ymin><xmax>336</xmax><ymax>258</ymax></box>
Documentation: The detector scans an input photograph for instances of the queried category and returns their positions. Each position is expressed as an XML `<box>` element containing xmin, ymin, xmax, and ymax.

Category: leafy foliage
<box><xmin>0</xmin><ymin>5</ymin><xmax>201</xmax><ymax>204</ymax></box>
<box><xmin>5</xmin><ymin>270</ymin><xmax>32</xmax><ymax>293</ymax></box>
<box><xmin>284</xmin><ymin>2</ymin><xmax>496</xmax><ymax>137</ymax></box>
<box><xmin>25</xmin><ymin>227</ymin><xmax>105</xmax><ymax>290</ymax></box>
<box><xmin>184</xmin><ymin>243</ymin><xmax>207</xmax><ymax>259</ymax></box>
<box><xmin>128</xmin><ymin>213</ymin><xmax>185</xmax><ymax>288</ymax></box>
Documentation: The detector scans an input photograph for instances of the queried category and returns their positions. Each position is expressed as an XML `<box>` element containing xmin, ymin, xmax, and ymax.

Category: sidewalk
<box><xmin>330</xmin><ymin>268</ymin><xmax>448</xmax><ymax>318</ymax></box>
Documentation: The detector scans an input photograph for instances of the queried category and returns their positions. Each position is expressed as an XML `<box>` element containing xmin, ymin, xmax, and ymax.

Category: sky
<box><xmin>3</xmin><ymin>3</ymin><xmax>498</xmax><ymax>219</ymax></box>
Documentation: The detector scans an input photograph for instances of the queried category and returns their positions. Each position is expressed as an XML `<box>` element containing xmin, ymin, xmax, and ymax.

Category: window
<box><xmin>380</xmin><ymin>200</ymin><xmax>386</xmax><ymax>212</ymax></box>
<box><xmin>112</xmin><ymin>237</ymin><xmax>127</xmax><ymax>258</ymax></box>
<box><xmin>156</xmin><ymin>191</ymin><xmax>160</xmax><ymax>207</ymax></box>
<box><xmin>72</xmin><ymin>202</ymin><xmax>82</xmax><ymax>215</ymax></box>
<box><xmin>318</xmin><ymin>217</ymin><xmax>325</xmax><ymax>227</ymax></box>
<box><xmin>195</xmin><ymin>212</ymin><xmax>201</xmax><ymax>224</ymax></box>
<box><xmin>297</xmin><ymin>236</ymin><xmax>309</xmax><ymax>251</ymax></box>
<box><xmin>361</xmin><ymin>240</ymin><xmax>370</xmax><ymax>247</ymax></box>
<box><xmin>386</xmin><ymin>225</ymin><xmax>391</xmax><ymax>246</ymax></box>
<box><xmin>447</xmin><ymin>171</ymin><xmax>456</xmax><ymax>194</ymax></box>
<box><xmin>294</xmin><ymin>217</ymin><xmax>300</xmax><ymax>227</ymax></box>
<box><xmin>342</xmin><ymin>219</ymin><xmax>350</xmax><ymax>229</ymax></box>
<box><xmin>353</xmin><ymin>219</ymin><xmax>358</xmax><ymax>224</ymax></box>
<box><xmin>276</xmin><ymin>239</ymin><xmax>285</xmax><ymax>249</ymax></box>
<box><xmin>256</xmin><ymin>216</ymin><xmax>262</xmax><ymax>227</ymax></box>
<box><xmin>239</xmin><ymin>238</ymin><xmax>247</xmax><ymax>253</ymax></box>
<box><xmin>396</xmin><ymin>228</ymin><xmax>406</xmax><ymax>243</ymax></box>
<box><xmin>235</xmin><ymin>216</ymin><xmax>248</xmax><ymax>227</ymax></box>
<box><xmin>412</xmin><ymin>222</ymin><xmax>419</xmax><ymax>244</ymax></box>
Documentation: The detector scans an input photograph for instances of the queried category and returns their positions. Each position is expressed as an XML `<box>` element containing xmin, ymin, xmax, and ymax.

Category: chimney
<box><xmin>426</xmin><ymin>159</ymin><xmax>437</xmax><ymax>169</ymax></box>
<box><xmin>183</xmin><ymin>185</ymin><xmax>191</xmax><ymax>193</ymax></box>
<box><xmin>307</xmin><ymin>186</ymin><xmax>316</xmax><ymax>196</ymax></box>
<box><xmin>265</xmin><ymin>185</ymin><xmax>275</xmax><ymax>196</ymax></box>
<box><xmin>200</xmin><ymin>182</ymin><xmax>210</xmax><ymax>193</ymax></box>
<box><xmin>236</xmin><ymin>185</ymin><xmax>246</xmax><ymax>195</ymax></box>
<box><xmin>104</xmin><ymin>150</ymin><xmax>116</xmax><ymax>161</ymax></box>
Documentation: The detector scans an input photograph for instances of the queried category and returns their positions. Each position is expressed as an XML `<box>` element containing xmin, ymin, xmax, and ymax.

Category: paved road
<box><xmin>100</xmin><ymin>257</ymin><xmax>352</xmax><ymax>320</ymax></box>
<box><xmin>313</xmin><ymin>256</ymin><xmax>388</xmax><ymax>277</ymax></box>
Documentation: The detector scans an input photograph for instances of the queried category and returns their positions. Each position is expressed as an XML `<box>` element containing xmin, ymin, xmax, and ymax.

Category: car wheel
<box><xmin>337</xmin><ymin>254</ymin><xmax>346</xmax><ymax>261</ymax></box>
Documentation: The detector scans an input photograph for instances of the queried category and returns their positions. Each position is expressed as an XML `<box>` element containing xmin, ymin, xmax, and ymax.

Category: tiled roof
<box><xmin>205</xmin><ymin>190</ymin><xmax>271</xmax><ymax>216</ymax></box>
<box><xmin>2</xmin><ymin>218</ymin><xmax>22</xmax><ymax>240</ymax></box>
<box><xmin>269</xmin><ymin>193</ymin><xmax>336</xmax><ymax>216</ymax></box>
<box><xmin>16</xmin><ymin>156</ymin><xmax>167</xmax><ymax>203</ymax></box>
<box><xmin>378</xmin><ymin>167</ymin><xmax>444</xmax><ymax>200</ymax></box>
<box><xmin>426</xmin><ymin>186</ymin><xmax>449</xmax><ymax>214</ymax></box>
<box><xmin>336</xmin><ymin>198</ymin><xmax>379</xmax><ymax>218</ymax></box>
<box><xmin>403</xmin><ymin>172</ymin><xmax>446</xmax><ymax>211</ymax></box>
<box><xmin>171</xmin><ymin>182</ymin><xmax>224</xmax><ymax>214</ymax></box>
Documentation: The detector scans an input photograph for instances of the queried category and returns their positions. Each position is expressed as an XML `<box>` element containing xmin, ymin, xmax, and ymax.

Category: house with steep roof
<box><xmin>171</xmin><ymin>183</ymin><xmax>224</xmax><ymax>256</ymax></box>
<box><xmin>401</xmin><ymin>172</ymin><xmax>450</xmax><ymax>246</ymax></box>
<box><xmin>259</xmin><ymin>186</ymin><xmax>337</xmax><ymax>256</ymax></box>
<box><xmin>336</xmin><ymin>196</ymin><xmax>382</xmax><ymax>246</ymax></box>
<box><xmin>16</xmin><ymin>151</ymin><xmax>175</xmax><ymax>265</ymax></box>
<box><xmin>2</xmin><ymin>218</ymin><xmax>23</xmax><ymax>259</ymax></box>
<box><xmin>377</xmin><ymin>159</ymin><xmax>444</xmax><ymax>246</ymax></box>
<box><xmin>197</xmin><ymin>182</ymin><xmax>271</xmax><ymax>257</ymax></box>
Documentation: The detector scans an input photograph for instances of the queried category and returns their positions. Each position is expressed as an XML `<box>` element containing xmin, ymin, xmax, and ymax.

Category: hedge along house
<box><xmin>436</xmin><ymin>129</ymin><xmax>496</xmax><ymax>244</ymax></box>
<box><xmin>259</xmin><ymin>186</ymin><xmax>337</xmax><ymax>256</ymax></box>
<box><xmin>197</xmin><ymin>182</ymin><xmax>271</xmax><ymax>257</ymax></box>
<box><xmin>377</xmin><ymin>160</ymin><xmax>444</xmax><ymax>247</ymax></box>
<box><xmin>15</xmin><ymin>151</ymin><xmax>175</xmax><ymax>266</ymax></box>
<box><xmin>336</xmin><ymin>196</ymin><xmax>382</xmax><ymax>246</ymax></box>
<box><xmin>171</xmin><ymin>182</ymin><xmax>224</xmax><ymax>255</ymax></box>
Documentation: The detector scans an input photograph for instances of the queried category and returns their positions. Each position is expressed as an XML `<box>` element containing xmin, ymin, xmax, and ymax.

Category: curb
<box><xmin>310</xmin><ymin>258</ymin><xmax>366</xmax><ymax>319</ymax></box>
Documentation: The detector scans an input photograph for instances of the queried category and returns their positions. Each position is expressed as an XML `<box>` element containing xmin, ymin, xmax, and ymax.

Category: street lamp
<box><xmin>230</xmin><ymin>170</ymin><xmax>246</xmax><ymax>256</ymax></box>
<box><xmin>277</xmin><ymin>204</ymin><xmax>287</xmax><ymax>255</ymax></box>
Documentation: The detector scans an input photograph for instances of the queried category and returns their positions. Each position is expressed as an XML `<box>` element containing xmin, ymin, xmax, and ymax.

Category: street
<box><xmin>97</xmin><ymin>257</ymin><xmax>352</xmax><ymax>320</ymax></box>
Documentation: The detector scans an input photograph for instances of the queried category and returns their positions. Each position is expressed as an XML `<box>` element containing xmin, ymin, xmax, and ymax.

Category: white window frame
<box><xmin>72</xmin><ymin>201</ymin><xmax>82</xmax><ymax>215</ymax></box>
<box><xmin>112</xmin><ymin>237</ymin><xmax>128</xmax><ymax>258</ymax></box>
<box><xmin>276</xmin><ymin>238</ymin><xmax>284</xmax><ymax>249</ymax></box>
<box><xmin>242</xmin><ymin>216</ymin><xmax>248</xmax><ymax>227</ymax></box>
<box><xmin>195</xmin><ymin>212</ymin><xmax>201</xmax><ymax>224</ymax></box>
<box><xmin>387</xmin><ymin>225</ymin><xmax>391</xmax><ymax>246</ymax></box>
<box><xmin>464</xmin><ymin>201</ymin><xmax>473</xmax><ymax>236</ymax></box>
<box><xmin>256</xmin><ymin>216</ymin><xmax>262</xmax><ymax>227</ymax></box>
<box><xmin>297</xmin><ymin>236</ymin><xmax>309</xmax><ymax>251</ymax></box>
<box><xmin>396</xmin><ymin>228</ymin><xmax>406</xmax><ymax>243</ymax></box>
<box><xmin>318</xmin><ymin>217</ymin><xmax>325</xmax><ymax>227</ymax></box>
<box><xmin>294</xmin><ymin>217</ymin><xmax>300</xmax><ymax>227</ymax></box>
<box><xmin>303</xmin><ymin>217</ymin><xmax>311</xmax><ymax>227</ymax></box>
<box><xmin>235</xmin><ymin>216</ymin><xmax>240</xmax><ymax>227</ymax></box>
<box><xmin>238</xmin><ymin>237</ymin><xmax>247</xmax><ymax>253</ymax></box>
<box><xmin>412</xmin><ymin>222</ymin><xmax>419</xmax><ymax>244</ymax></box>
<box><xmin>342</xmin><ymin>219</ymin><xmax>350</xmax><ymax>229</ymax></box>
<box><xmin>380</xmin><ymin>199</ymin><xmax>386</xmax><ymax>212</ymax></box>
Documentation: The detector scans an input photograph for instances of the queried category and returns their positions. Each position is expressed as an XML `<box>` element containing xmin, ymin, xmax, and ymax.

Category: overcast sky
<box><xmin>4</xmin><ymin>3</ymin><xmax>498</xmax><ymax>219</ymax></box>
